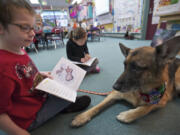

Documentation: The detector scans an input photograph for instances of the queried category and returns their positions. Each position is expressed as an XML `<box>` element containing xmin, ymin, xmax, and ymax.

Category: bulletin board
<box><xmin>113</xmin><ymin>0</ymin><xmax>144</xmax><ymax>33</ymax></box>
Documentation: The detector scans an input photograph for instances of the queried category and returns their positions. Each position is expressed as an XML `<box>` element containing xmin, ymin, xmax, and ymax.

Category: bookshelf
<box><xmin>157</xmin><ymin>13</ymin><xmax>180</xmax><ymax>28</ymax></box>
<box><xmin>157</xmin><ymin>13</ymin><xmax>180</xmax><ymax>55</ymax></box>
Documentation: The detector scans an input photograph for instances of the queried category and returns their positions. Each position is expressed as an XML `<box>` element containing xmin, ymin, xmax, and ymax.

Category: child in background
<box><xmin>0</xmin><ymin>0</ymin><xmax>90</xmax><ymax>135</ymax></box>
<box><xmin>66</xmin><ymin>27</ymin><xmax>100</xmax><ymax>74</ymax></box>
<box><xmin>73</xmin><ymin>21</ymin><xmax>78</xmax><ymax>29</ymax></box>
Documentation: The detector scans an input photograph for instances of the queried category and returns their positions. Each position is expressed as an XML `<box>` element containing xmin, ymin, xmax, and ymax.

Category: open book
<box><xmin>71</xmin><ymin>57</ymin><xmax>97</xmax><ymax>66</ymax></box>
<box><xmin>35</xmin><ymin>57</ymin><xmax>86</xmax><ymax>102</ymax></box>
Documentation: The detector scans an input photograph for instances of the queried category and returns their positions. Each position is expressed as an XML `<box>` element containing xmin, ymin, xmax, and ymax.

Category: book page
<box><xmin>71</xmin><ymin>57</ymin><xmax>97</xmax><ymax>66</ymax></box>
<box><xmin>36</xmin><ymin>78</ymin><xmax>77</xmax><ymax>102</ymax></box>
<box><xmin>51</xmin><ymin>57</ymin><xmax>86</xmax><ymax>91</ymax></box>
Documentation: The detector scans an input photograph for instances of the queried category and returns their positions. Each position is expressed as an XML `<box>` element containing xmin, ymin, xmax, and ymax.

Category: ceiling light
<box><xmin>72</xmin><ymin>0</ymin><xmax>82</xmax><ymax>4</ymax></box>
<box><xmin>42</xmin><ymin>1</ymin><xmax>47</xmax><ymax>5</ymax></box>
<box><xmin>30</xmin><ymin>0</ymin><xmax>39</xmax><ymax>4</ymax></box>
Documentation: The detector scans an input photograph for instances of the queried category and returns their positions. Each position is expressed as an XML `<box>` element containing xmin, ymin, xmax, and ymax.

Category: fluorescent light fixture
<box><xmin>71</xmin><ymin>0</ymin><xmax>76</xmax><ymax>4</ymax></box>
<box><xmin>72</xmin><ymin>0</ymin><xmax>82</xmax><ymax>4</ymax></box>
<box><xmin>30</xmin><ymin>0</ymin><xmax>39</xmax><ymax>4</ymax></box>
<box><xmin>42</xmin><ymin>1</ymin><xmax>47</xmax><ymax>5</ymax></box>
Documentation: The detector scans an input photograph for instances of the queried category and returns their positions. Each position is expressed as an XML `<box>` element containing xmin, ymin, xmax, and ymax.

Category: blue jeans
<box><xmin>27</xmin><ymin>95</ymin><xmax>71</xmax><ymax>131</ymax></box>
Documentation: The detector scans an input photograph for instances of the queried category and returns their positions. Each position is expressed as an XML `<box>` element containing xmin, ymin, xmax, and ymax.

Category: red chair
<box><xmin>47</xmin><ymin>27</ymin><xmax>64</xmax><ymax>48</ymax></box>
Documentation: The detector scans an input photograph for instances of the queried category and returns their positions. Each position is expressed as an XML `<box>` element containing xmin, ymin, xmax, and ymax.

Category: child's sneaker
<box><xmin>95</xmin><ymin>66</ymin><xmax>100</xmax><ymax>73</ymax></box>
<box><xmin>91</xmin><ymin>66</ymin><xmax>100</xmax><ymax>73</ymax></box>
<box><xmin>61</xmin><ymin>95</ymin><xmax>91</xmax><ymax>113</ymax></box>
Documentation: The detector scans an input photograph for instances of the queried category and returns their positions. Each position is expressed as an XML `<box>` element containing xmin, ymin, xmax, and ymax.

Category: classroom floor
<box><xmin>1</xmin><ymin>37</ymin><xmax>180</xmax><ymax>135</ymax></box>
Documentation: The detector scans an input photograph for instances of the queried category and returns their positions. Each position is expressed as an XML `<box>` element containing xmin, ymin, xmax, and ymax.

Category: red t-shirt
<box><xmin>0</xmin><ymin>49</ymin><xmax>46</xmax><ymax>129</ymax></box>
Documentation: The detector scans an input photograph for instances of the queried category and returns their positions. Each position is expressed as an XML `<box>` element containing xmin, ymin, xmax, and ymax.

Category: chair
<box><xmin>54</xmin><ymin>28</ymin><xmax>65</xmax><ymax>47</ymax></box>
<box><xmin>25</xmin><ymin>43</ymin><xmax>38</xmax><ymax>53</ymax></box>
<box><xmin>45</xmin><ymin>28</ymin><xmax>64</xmax><ymax>49</ymax></box>
<box><xmin>87</xmin><ymin>28</ymin><xmax>101</xmax><ymax>42</ymax></box>
<box><xmin>91</xmin><ymin>29</ymin><xmax>100</xmax><ymax>42</ymax></box>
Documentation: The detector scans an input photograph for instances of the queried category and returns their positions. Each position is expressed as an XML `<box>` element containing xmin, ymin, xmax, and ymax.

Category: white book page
<box><xmin>71</xmin><ymin>57</ymin><xmax>97</xmax><ymax>66</ymax></box>
<box><xmin>36</xmin><ymin>78</ymin><xmax>77</xmax><ymax>102</ymax></box>
<box><xmin>51</xmin><ymin>57</ymin><xmax>86</xmax><ymax>91</ymax></box>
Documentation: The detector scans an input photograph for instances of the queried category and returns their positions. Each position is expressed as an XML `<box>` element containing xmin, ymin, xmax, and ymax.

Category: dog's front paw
<box><xmin>116</xmin><ymin>110</ymin><xmax>135</xmax><ymax>123</ymax></box>
<box><xmin>71</xmin><ymin>112</ymin><xmax>91</xmax><ymax>127</ymax></box>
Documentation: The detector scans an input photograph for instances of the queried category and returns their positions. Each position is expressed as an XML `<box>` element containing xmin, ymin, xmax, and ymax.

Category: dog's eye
<box><xmin>130</xmin><ymin>62</ymin><xmax>143</xmax><ymax>71</ymax></box>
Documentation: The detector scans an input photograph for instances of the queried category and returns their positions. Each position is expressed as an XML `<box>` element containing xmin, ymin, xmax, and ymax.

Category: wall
<box><xmin>146</xmin><ymin>0</ymin><xmax>166</xmax><ymax>40</ymax></box>
<box><xmin>103</xmin><ymin>23</ymin><xmax>114</xmax><ymax>32</ymax></box>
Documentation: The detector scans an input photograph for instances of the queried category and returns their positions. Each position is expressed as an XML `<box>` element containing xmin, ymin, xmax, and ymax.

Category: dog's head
<box><xmin>113</xmin><ymin>36</ymin><xmax>180</xmax><ymax>93</ymax></box>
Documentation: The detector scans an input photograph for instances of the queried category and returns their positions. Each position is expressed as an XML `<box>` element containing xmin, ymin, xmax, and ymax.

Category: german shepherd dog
<box><xmin>71</xmin><ymin>36</ymin><xmax>180</xmax><ymax>127</ymax></box>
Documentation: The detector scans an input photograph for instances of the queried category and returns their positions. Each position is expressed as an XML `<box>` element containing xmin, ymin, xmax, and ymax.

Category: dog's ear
<box><xmin>155</xmin><ymin>36</ymin><xmax>180</xmax><ymax>62</ymax></box>
<box><xmin>119</xmin><ymin>43</ymin><xmax>130</xmax><ymax>57</ymax></box>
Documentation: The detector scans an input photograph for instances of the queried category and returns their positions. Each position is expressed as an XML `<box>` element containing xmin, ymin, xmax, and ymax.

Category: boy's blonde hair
<box><xmin>70</xmin><ymin>27</ymin><xmax>86</xmax><ymax>40</ymax></box>
<box><xmin>0</xmin><ymin>0</ymin><xmax>35</xmax><ymax>29</ymax></box>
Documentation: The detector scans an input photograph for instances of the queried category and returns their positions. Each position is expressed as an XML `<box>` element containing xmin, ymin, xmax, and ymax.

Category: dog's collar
<box><xmin>139</xmin><ymin>84</ymin><xmax>166</xmax><ymax>104</ymax></box>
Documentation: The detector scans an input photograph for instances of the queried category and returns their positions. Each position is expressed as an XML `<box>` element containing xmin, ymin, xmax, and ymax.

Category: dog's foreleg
<box><xmin>71</xmin><ymin>90</ymin><xmax>120</xmax><ymax>127</ymax></box>
<box><xmin>116</xmin><ymin>94</ymin><xmax>169</xmax><ymax>123</ymax></box>
<box><xmin>116</xmin><ymin>91</ymin><xmax>140</xmax><ymax>106</ymax></box>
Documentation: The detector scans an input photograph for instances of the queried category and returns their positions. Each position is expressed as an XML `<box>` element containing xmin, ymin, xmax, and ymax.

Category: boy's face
<box><xmin>1</xmin><ymin>8</ymin><xmax>36</xmax><ymax>48</ymax></box>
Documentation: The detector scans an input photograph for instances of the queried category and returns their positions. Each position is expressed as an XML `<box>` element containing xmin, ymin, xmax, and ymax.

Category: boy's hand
<box><xmin>31</xmin><ymin>72</ymin><xmax>52</xmax><ymax>91</ymax></box>
<box><xmin>40</xmin><ymin>71</ymin><xmax>53</xmax><ymax>79</ymax></box>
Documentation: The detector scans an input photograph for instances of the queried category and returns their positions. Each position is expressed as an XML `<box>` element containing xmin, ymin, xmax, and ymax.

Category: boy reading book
<box><xmin>0</xmin><ymin>1</ymin><xmax>90</xmax><ymax>135</ymax></box>
<box><xmin>35</xmin><ymin>57</ymin><xmax>87</xmax><ymax>103</ymax></box>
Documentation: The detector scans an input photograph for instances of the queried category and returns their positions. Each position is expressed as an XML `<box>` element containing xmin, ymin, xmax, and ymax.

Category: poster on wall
<box><xmin>69</xmin><ymin>6</ymin><xmax>78</xmax><ymax>18</ymax></box>
<box><xmin>77</xmin><ymin>5</ymin><xmax>88</xmax><ymax>21</ymax></box>
<box><xmin>152</xmin><ymin>0</ymin><xmax>160</xmax><ymax>24</ymax></box>
<box><xmin>155</xmin><ymin>0</ymin><xmax>180</xmax><ymax>16</ymax></box>
<box><xmin>65</xmin><ymin>0</ymin><xmax>72</xmax><ymax>4</ymax></box>
<box><xmin>88</xmin><ymin>4</ymin><xmax>93</xmax><ymax>19</ymax></box>
<box><xmin>114</xmin><ymin>0</ymin><xmax>144</xmax><ymax>33</ymax></box>
<box><xmin>41</xmin><ymin>10</ymin><xmax>68</xmax><ymax>28</ymax></box>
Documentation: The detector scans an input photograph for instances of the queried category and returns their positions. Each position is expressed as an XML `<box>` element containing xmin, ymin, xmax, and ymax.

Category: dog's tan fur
<box><xmin>71</xmin><ymin>36</ymin><xmax>180</xmax><ymax>127</ymax></box>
